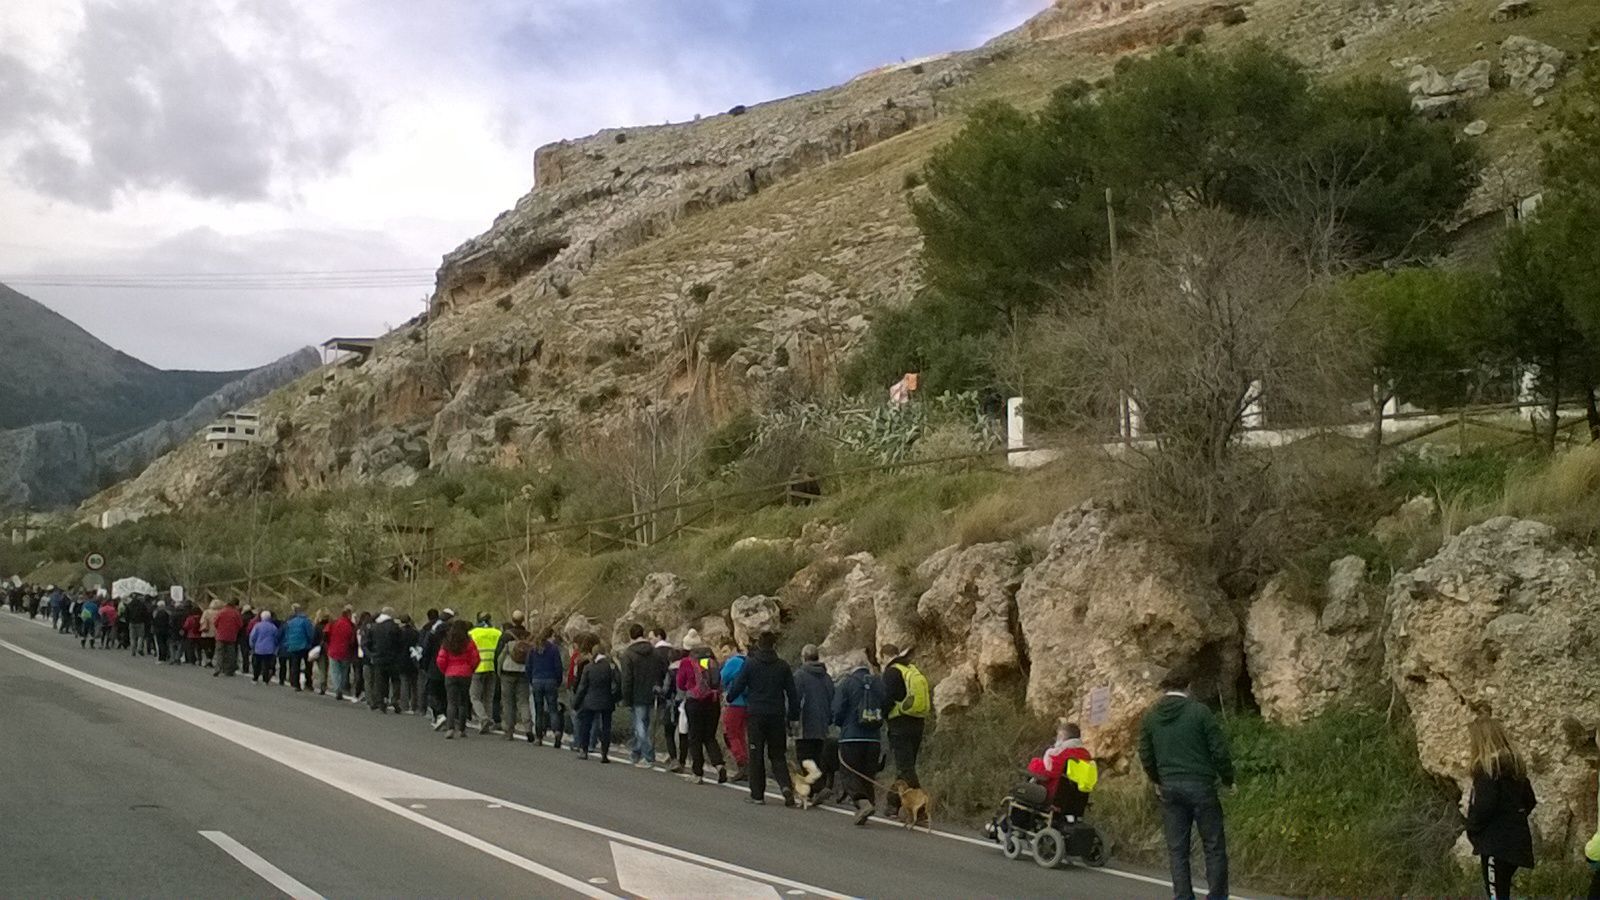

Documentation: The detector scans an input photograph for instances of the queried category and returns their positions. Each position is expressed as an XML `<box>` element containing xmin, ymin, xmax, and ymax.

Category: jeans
<box><xmin>444</xmin><ymin>676</ymin><xmax>472</xmax><ymax>733</ymax></box>
<box><xmin>685</xmin><ymin>699</ymin><xmax>724</xmax><ymax>778</ymax></box>
<box><xmin>576</xmin><ymin>708</ymin><xmax>613</xmax><ymax>758</ymax></box>
<box><xmin>722</xmin><ymin>705</ymin><xmax>749</xmax><ymax>767</ymax></box>
<box><xmin>471</xmin><ymin>673</ymin><xmax>496</xmax><ymax>726</ymax></box>
<box><xmin>1160</xmin><ymin>780</ymin><xmax>1229</xmax><ymax>900</ymax></box>
<box><xmin>129</xmin><ymin>623</ymin><xmax>148</xmax><ymax>655</ymax></box>
<box><xmin>330</xmin><ymin>659</ymin><xmax>351</xmax><ymax>695</ymax></box>
<box><xmin>501</xmin><ymin>675</ymin><xmax>530</xmax><ymax>736</ymax></box>
<box><xmin>631</xmin><ymin>704</ymin><xmax>655</xmax><ymax>763</ymax></box>
<box><xmin>314</xmin><ymin>656</ymin><xmax>330</xmax><ymax>693</ymax></box>
<box><xmin>887</xmin><ymin>716</ymin><xmax>924</xmax><ymax>790</ymax></box>
<box><xmin>745</xmin><ymin>712</ymin><xmax>791</xmax><ymax>801</ymax></box>
<box><xmin>659</xmin><ymin>698</ymin><xmax>679</xmax><ymax>763</ymax></box>
<box><xmin>530</xmin><ymin>678</ymin><xmax>560</xmax><ymax>741</ymax></box>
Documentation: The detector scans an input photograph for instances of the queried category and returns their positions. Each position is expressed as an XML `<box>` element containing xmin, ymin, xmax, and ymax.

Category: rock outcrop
<box><xmin>1246</xmin><ymin>556</ymin><xmax>1381</xmax><ymax>724</ymax></box>
<box><xmin>0</xmin><ymin>422</ymin><xmax>95</xmax><ymax>509</ymax></box>
<box><xmin>916</xmin><ymin>542</ymin><xmax>1026</xmax><ymax>690</ymax></box>
<box><xmin>818</xmin><ymin>553</ymin><xmax>917</xmax><ymax>674</ymax></box>
<box><xmin>1500</xmin><ymin>35</ymin><xmax>1566</xmax><ymax>96</ymax></box>
<box><xmin>1015</xmin><ymin>503</ymin><xmax>1240</xmax><ymax>762</ymax></box>
<box><xmin>1387</xmin><ymin>517</ymin><xmax>1600</xmax><ymax>851</ymax></box>
<box><xmin>612</xmin><ymin>573</ymin><xmax>695</xmax><ymax>646</ymax></box>
<box><xmin>730</xmin><ymin>594</ymin><xmax>782</xmax><ymax>647</ymax></box>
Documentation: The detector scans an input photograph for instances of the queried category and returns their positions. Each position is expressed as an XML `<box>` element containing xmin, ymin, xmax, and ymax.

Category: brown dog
<box><xmin>891</xmin><ymin>780</ymin><xmax>933</xmax><ymax>832</ymax></box>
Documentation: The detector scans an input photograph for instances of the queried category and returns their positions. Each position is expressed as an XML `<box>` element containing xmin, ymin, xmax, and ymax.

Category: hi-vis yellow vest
<box><xmin>469</xmin><ymin>626</ymin><xmax>501</xmax><ymax>674</ymax></box>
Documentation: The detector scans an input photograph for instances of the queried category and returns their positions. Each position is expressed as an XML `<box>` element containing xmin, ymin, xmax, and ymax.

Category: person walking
<box><xmin>326</xmin><ymin>606</ymin><xmax>358</xmax><ymax>700</ymax></box>
<box><xmin>280</xmin><ymin>605</ymin><xmax>316</xmax><ymax>692</ymax></box>
<box><xmin>620</xmin><ymin>624</ymin><xmax>664</xmax><ymax>767</ymax></box>
<box><xmin>881</xmin><ymin>643</ymin><xmax>930</xmax><ymax>817</ymax></box>
<box><xmin>126</xmin><ymin>594</ymin><xmax>150</xmax><ymax>657</ymax></box>
<box><xmin>832</xmin><ymin>657</ymin><xmax>888</xmax><ymax>825</ymax></box>
<box><xmin>249</xmin><ymin>611</ymin><xmax>280</xmax><ymax>684</ymax></box>
<box><xmin>572</xmin><ymin>644</ymin><xmax>621</xmax><ymax>763</ymax></box>
<box><xmin>179</xmin><ymin>604</ymin><xmax>201</xmax><ymax>664</ymax></box>
<box><xmin>650</xmin><ymin>628</ymin><xmax>680</xmax><ymax>769</ymax></box>
<box><xmin>199</xmin><ymin>599</ymin><xmax>221</xmax><ymax>667</ymax></box>
<box><xmin>1138</xmin><ymin>669</ymin><xmax>1234</xmax><ymax>900</ymax></box>
<box><xmin>1465</xmin><ymin>718</ymin><xmax>1537</xmax><ymax>899</ymax></box>
<box><xmin>726</xmin><ymin>630</ymin><xmax>800</xmax><ymax>807</ymax></box>
<box><xmin>77</xmin><ymin>595</ymin><xmax>98</xmax><ymax>648</ymax></box>
<box><xmin>311</xmin><ymin>609</ymin><xmax>331</xmax><ymax>694</ymax></box>
<box><xmin>527</xmin><ymin>628</ymin><xmax>565</xmax><ymax>747</ymax></box>
<box><xmin>435</xmin><ymin>619</ymin><xmax>480</xmax><ymax>740</ymax></box>
<box><xmin>367</xmin><ymin>607</ymin><xmax>405</xmax><ymax>713</ymax></box>
<box><xmin>468</xmin><ymin>614</ymin><xmax>503</xmax><ymax>734</ymax></box>
<box><xmin>421</xmin><ymin>610</ymin><xmax>453</xmax><ymax>729</ymax></box>
<box><xmin>720</xmin><ymin>643</ymin><xmax>750</xmax><ymax>781</ymax></box>
<box><xmin>352</xmin><ymin>610</ymin><xmax>374</xmax><ymax>702</ymax></box>
<box><xmin>152</xmin><ymin>600</ymin><xmax>172</xmax><ymax>663</ymax></box>
<box><xmin>398</xmin><ymin>614</ymin><xmax>420</xmax><ymax>713</ymax></box>
<box><xmin>212</xmin><ymin>599</ymin><xmax>244</xmax><ymax>677</ymax></box>
<box><xmin>793</xmin><ymin>643</ymin><xmax>836</xmax><ymax>799</ymax></box>
<box><xmin>676</xmin><ymin>631</ymin><xmax>727</xmax><ymax>785</ymax></box>
<box><xmin>495</xmin><ymin>611</ymin><xmax>533</xmax><ymax>741</ymax></box>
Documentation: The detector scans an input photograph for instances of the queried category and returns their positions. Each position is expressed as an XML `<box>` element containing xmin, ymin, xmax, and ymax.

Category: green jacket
<box><xmin>1138</xmin><ymin>693</ymin><xmax>1234</xmax><ymax>787</ymax></box>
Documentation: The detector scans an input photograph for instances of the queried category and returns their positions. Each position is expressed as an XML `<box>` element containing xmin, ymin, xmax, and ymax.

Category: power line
<box><xmin>1</xmin><ymin>267</ymin><xmax>436</xmax><ymax>290</ymax></box>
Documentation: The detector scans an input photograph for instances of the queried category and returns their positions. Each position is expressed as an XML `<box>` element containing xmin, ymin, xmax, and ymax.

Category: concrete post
<box><xmin>1007</xmin><ymin>397</ymin><xmax>1025</xmax><ymax>451</ymax></box>
<box><xmin>1242</xmin><ymin>380</ymin><xmax>1265</xmax><ymax>429</ymax></box>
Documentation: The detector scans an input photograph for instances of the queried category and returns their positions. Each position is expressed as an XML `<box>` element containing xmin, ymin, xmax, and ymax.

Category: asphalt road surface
<box><xmin>0</xmin><ymin>610</ymin><xmax>1212</xmax><ymax>899</ymax></box>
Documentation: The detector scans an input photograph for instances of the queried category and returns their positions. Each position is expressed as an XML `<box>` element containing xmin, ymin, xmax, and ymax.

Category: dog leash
<box><xmin>838</xmin><ymin>753</ymin><xmax>898</xmax><ymax>794</ymax></box>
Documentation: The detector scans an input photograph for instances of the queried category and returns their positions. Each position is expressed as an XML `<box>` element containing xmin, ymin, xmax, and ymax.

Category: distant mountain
<box><xmin>0</xmin><ymin>282</ymin><xmax>248</xmax><ymax>440</ymax></box>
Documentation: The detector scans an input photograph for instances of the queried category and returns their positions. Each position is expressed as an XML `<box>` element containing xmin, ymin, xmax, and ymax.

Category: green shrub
<box><xmin>706</xmin><ymin>330</ymin><xmax>744</xmax><ymax>365</ymax></box>
<box><xmin>1383</xmin><ymin>448</ymin><xmax>1517</xmax><ymax>504</ymax></box>
<box><xmin>901</xmin><ymin>171</ymin><xmax>923</xmax><ymax>191</ymax></box>
<box><xmin>698</xmin><ymin>544</ymin><xmax>804</xmax><ymax>610</ymax></box>
<box><xmin>922</xmin><ymin>693</ymin><xmax>1051</xmax><ymax>823</ymax></box>
<box><xmin>1183</xmin><ymin>26</ymin><xmax>1206</xmax><ymax>45</ymax></box>
<box><xmin>1221</xmin><ymin>6</ymin><xmax>1248</xmax><ymax>25</ymax></box>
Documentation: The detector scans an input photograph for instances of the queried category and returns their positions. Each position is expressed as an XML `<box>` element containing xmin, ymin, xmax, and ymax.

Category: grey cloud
<box><xmin>10</xmin><ymin>0</ymin><xmax>362</xmax><ymax>208</ymax></box>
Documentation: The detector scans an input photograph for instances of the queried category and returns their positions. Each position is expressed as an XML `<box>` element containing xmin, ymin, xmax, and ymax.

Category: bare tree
<box><xmin>1026</xmin><ymin>208</ymin><xmax>1369</xmax><ymax>537</ymax></box>
<box><xmin>595</xmin><ymin>403</ymin><xmax>706</xmax><ymax>545</ymax></box>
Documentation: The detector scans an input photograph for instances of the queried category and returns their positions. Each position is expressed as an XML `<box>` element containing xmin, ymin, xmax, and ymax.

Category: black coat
<box><xmin>368</xmin><ymin>618</ymin><xmax>406</xmax><ymax>666</ymax></box>
<box><xmin>1465</xmin><ymin>770</ymin><xmax>1537</xmax><ymax>868</ymax></box>
<box><xmin>619</xmin><ymin>640</ymin><xmax>664</xmax><ymax>707</ymax></box>
<box><xmin>574</xmin><ymin>656</ymin><xmax>622</xmax><ymax>712</ymax></box>
<box><xmin>793</xmin><ymin>661</ymin><xmax>835</xmax><ymax>740</ymax></box>
<box><xmin>726</xmin><ymin>647</ymin><xmax>800</xmax><ymax>719</ymax></box>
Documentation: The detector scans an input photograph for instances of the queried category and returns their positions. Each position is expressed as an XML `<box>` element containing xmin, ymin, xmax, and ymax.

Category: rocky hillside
<box><xmin>87</xmin><ymin>0</ymin><xmax>1600</xmax><ymax>520</ymax></box>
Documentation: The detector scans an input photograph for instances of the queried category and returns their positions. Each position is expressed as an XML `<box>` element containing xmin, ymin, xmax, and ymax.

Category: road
<box><xmin>0</xmin><ymin>611</ymin><xmax>1196</xmax><ymax>899</ymax></box>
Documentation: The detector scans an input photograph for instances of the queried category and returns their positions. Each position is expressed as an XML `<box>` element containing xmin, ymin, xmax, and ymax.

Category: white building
<box><xmin>205</xmin><ymin>411</ymin><xmax>262</xmax><ymax>458</ymax></box>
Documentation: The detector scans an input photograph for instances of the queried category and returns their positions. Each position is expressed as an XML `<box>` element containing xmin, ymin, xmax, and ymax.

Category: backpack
<box><xmin>509</xmin><ymin>638</ymin><xmax>536</xmax><ymax>667</ymax></box>
<box><xmin>891</xmin><ymin>663</ymin><xmax>931</xmax><ymax>719</ymax></box>
<box><xmin>689</xmin><ymin>656</ymin><xmax>721</xmax><ymax>701</ymax></box>
<box><xmin>856</xmin><ymin>674</ymin><xmax>886</xmax><ymax>727</ymax></box>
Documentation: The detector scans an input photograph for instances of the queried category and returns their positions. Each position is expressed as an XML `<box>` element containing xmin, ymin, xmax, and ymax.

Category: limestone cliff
<box><xmin>0</xmin><ymin>422</ymin><xmax>94</xmax><ymax>510</ymax></box>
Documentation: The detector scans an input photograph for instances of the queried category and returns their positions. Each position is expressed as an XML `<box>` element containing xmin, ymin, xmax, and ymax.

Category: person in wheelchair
<box><xmin>985</xmin><ymin>720</ymin><xmax>1108</xmax><ymax>868</ymax></box>
<box><xmin>1030</xmin><ymin>719</ymin><xmax>1098</xmax><ymax>818</ymax></box>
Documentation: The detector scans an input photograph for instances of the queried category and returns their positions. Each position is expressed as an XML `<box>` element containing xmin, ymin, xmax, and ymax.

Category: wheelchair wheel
<box><xmin>1032</xmin><ymin>827</ymin><xmax>1065</xmax><ymax>869</ymax></box>
<box><xmin>1081</xmin><ymin>826</ymin><xmax>1111</xmax><ymax>868</ymax></box>
<box><xmin>1002</xmin><ymin>832</ymin><xmax>1024</xmax><ymax>861</ymax></box>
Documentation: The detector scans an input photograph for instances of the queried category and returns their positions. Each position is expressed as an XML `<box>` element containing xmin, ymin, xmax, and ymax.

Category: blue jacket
<box><xmin>525</xmin><ymin>641</ymin><xmax>564</xmax><ymax>683</ymax></box>
<box><xmin>280</xmin><ymin>614</ymin><xmax>315</xmax><ymax>653</ymax></box>
<box><xmin>832</xmin><ymin>666</ymin><xmax>887</xmax><ymax>742</ymax></box>
<box><xmin>249</xmin><ymin>620</ymin><xmax>281</xmax><ymax>656</ymax></box>
<box><xmin>720</xmin><ymin>655</ymin><xmax>748</xmax><ymax>708</ymax></box>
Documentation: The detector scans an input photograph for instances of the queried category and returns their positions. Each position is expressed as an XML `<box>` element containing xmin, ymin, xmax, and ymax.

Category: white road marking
<box><xmin>199</xmin><ymin>831</ymin><xmax>324</xmax><ymax>900</ymax></box>
<box><xmin>611</xmin><ymin>841</ymin><xmax>782</xmax><ymax>899</ymax></box>
<box><xmin>0</xmin><ymin>636</ymin><xmax>838</xmax><ymax>899</ymax></box>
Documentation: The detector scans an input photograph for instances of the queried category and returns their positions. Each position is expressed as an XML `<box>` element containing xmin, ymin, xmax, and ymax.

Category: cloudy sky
<box><xmin>0</xmin><ymin>0</ymin><xmax>1047</xmax><ymax>371</ymax></box>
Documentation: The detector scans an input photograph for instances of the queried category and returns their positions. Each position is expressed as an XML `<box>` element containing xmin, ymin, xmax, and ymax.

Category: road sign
<box><xmin>84</xmin><ymin>552</ymin><xmax>106</xmax><ymax>571</ymax></box>
<box><xmin>82</xmin><ymin>573</ymin><xmax>104</xmax><ymax>592</ymax></box>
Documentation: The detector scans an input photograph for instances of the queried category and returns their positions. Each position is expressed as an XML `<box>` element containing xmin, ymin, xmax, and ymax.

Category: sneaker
<box><xmin>479</xmin><ymin>721</ymin><xmax>492</xmax><ymax>735</ymax></box>
<box><xmin>600</xmin><ymin>755</ymin><xmax>611</xmax><ymax>764</ymax></box>
<box><xmin>446</xmin><ymin>730</ymin><xmax>456</xmax><ymax>740</ymax></box>
<box><xmin>783</xmin><ymin>791</ymin><xmax>796</xmax><ymax>809</ymax></box>
<box><xmin>669</xmin><ymin>764</ymin><xmax>685</xmax><ymax>775</ymax></box>
<box><xmin>634</xmin><ymin>759</ymin><xmax>652</xmax><ymax>769</ymax></box>
<box><xmin>691</xmin><ymin>775</ymin><xmax>705</xmax><ymax>785</ymax></box>
<box><xmin>433</xmin><ymin>715</ymin><xmax>448</xmax><ymax>732</ymax></box>
<box><xmin>717</xmin><ymin>766</ymin><xmax>729</xmax><ymax>785</ymax></box>
<box><xmin>854</xmin><ymin>799</ymin><xmax>875</xmax><ymax>826</ymax></box>
<box><xmin>744</xmin><ymin>797</ymin><xmax>765</xmax><ymax>806</ymax></box>
<box><xmin>579</xmin><ymin>750</ymin><xmax>589</xmax><ymax>761</ymax></box>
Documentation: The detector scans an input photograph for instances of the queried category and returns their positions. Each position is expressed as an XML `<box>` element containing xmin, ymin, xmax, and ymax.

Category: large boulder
<box><xmin>817</xmin><ymin>553</ymin><xmax>917</xmax><ymax>674</ymax></box>
<box><xmin>934</xmin><ymin>663</ymin><xmax>982</xmax><ymax>718</ymax></box>
<box><xmin>1245</xmin><ymin>556</ymin><xmax>1381</xmax><ymax>725</ymax></box>
<box><xmin>561</xmin><ymin>612</ymin><xmax>601</xmax><ymax>644</ymax></box>
<box><xmin>1501</xmin><ymin>35</ymin><xmax>1566</xmax><ymax>96</ymax></box>
<box><xmin>612</xmin><ymin>572</ymin><xmax>695</xmax><ymax>647</ymax></box>
<box><xmin>1015</xmin><ymin>502</ymin><xmax>1240</xmax><ymax>762</ymax></box>
<box><xmin>730</xmin><ymin>594</ymin><xmax>782</xmax><ymax>647</ymax></box>
<box><xmin>916</xmin><ymin>542</ymin><xmax>1026</xmax><ymax>690</ymax></box>
<box><xmin>1386</xmin><ymin>517</ymin><xmax>1600</xmax><ymax>851</ymax></box>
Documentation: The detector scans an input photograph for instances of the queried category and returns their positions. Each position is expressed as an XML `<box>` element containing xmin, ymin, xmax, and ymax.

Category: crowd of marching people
<box><xmin>2</xmin><ymin>582</ymin><xmax>937</xmax><ymax>826</ymax></box>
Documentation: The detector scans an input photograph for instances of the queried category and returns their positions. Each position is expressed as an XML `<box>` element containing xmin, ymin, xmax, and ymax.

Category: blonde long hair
<box><xmin>1468</xmin><ymin>718</ymin><xmax>1526</xmax><ymax>780</ymax></box>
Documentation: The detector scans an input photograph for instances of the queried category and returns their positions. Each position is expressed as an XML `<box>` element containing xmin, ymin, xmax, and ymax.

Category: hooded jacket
<box><xmin>280</xmin><ymin>613</ymin><xmax>316</xmax><ymax>654</ymax></box>
<box><xmin>720</xmin><ymin>654</ymin><xmax>748</xmax><ymax>708</ymax></box>
<box><xmin>326</xmin><ymin>614</ymin><xmax>358</xmax><ymax>662</ymax></box>
<box><xmin>793</xmin><ymin>660</ymin><xmax>835</xmax><ymax>740</ymax></box>
<box><xmin>831</xmin><ymin>666</ymin><xmax>886</xmax><ymax>743</ymax></box>
<box><xmin>726</xmin><ymin>647</ymin><xmax>800</xmax><ymax>719</ymax></box>
<box><xmin>1029</xmin><ymin>737</ymin><xmax>1098</xmax><ymax>814</ymax></box>
<box><xmin>436</xmin><ymin>640</ymin><xmax>480</xmax><ymax>679</ymax></box>
<box><xmin>368</xmin><ymin>614</ymin><xmax>405</xmax><ymax>666</ymax></box>
<box><xmin>248</xmin><ymin>617</ymin><xmax>280</xmax><ymax>655</ymax></box>
<box><xmin>620</xmin><ymin>639</ymin><xmax>664</xmax><ymax>707</ymax></box>
<box><xmin>1137</xmin><ymin>693</ymin><xmax>1234</xmax><ymax>787</ymax></box>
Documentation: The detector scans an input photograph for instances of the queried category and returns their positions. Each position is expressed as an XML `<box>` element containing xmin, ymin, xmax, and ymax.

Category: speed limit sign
<box><xmin>85</xmin><ymin>552</ymin><xmax>106</xmax><ymax>571</ymax></box>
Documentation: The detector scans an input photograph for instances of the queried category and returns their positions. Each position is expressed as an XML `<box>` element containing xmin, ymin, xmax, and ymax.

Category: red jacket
<box><xmin>327</xmin><ymin>614</ymin><xmax>357</xmax><ymax>662</ymax></box>
<box><xmin>436</xmin><ymin>643</ymin><xmax>480</xmax><ymax>679</ymax></box>
<box><xmin>1029</xmin><ymin>741</ymin><xmax>1093</xmax><ymax>801</ymax></box>
<box><xmin>182</xmin><ymin>613</ymin><xmax>201</xmax><ymax>639</ymax></box>
<box><xmin>213</xmin><ymin>606</ymin><xmax>244</xmax><ymax>643</ymax></box>
<box><xmin>99</xmin><ymin>603</ymin><xmax>118</xmax><ymax>627</ymax></box>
